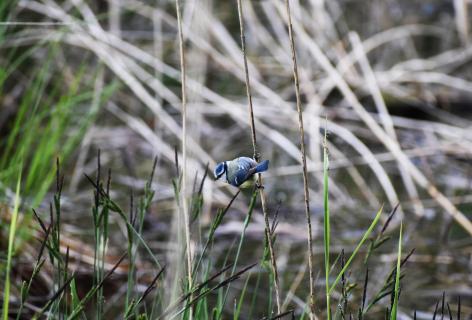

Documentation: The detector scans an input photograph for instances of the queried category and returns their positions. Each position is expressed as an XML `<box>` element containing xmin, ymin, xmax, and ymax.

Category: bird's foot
<box><xmin>256</xmin><ymin>182</ymin><xmax>265</xmax><ymax>189</ymax></box>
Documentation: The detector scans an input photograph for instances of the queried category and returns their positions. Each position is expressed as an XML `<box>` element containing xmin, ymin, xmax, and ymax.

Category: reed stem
<box><xmin>236</xmin><ymin>0</ymin><xmax>282</xmax><ymax>313</ymax></box>
<box><xmin>283</xmin><ymin>0</ymin><xmax>316</xmax><ymax>317</ymax></box>
<box><xmin>175</xmin><ymin>0</ymin><xmax>193</xmax><ymax>317</ymax></box>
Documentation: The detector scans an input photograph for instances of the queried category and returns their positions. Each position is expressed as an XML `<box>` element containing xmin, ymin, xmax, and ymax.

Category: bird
<box><xmin>214</xmin><ymin>157</ymin><xmax>269</xmax><ymax>188</ymax></box>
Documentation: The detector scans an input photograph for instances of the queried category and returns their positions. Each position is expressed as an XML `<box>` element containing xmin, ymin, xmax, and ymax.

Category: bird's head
<box><xmin>214</xmin><ymin>162</ymin><xmax>227</xmax><ymax>180</ymax></box>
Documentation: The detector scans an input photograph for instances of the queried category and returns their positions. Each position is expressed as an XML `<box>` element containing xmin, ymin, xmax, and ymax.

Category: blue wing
<box><xmin>225</xmin><ymin>157</ymin><xmax>270</xmax><ymax>187</ymax></box>
<box><xmin>226</xmin><ymin>157</ymin><xmax>257</xmax><ymax>186</ymax></box>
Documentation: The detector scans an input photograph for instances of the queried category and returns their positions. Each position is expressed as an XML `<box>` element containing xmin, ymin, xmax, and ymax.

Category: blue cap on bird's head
<box><xmin>214</xmin><ymin>162</ymin><xmax>227</xmax><ymax>180</ymax></box>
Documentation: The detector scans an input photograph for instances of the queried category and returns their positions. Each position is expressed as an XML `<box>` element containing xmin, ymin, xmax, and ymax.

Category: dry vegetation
<box><xmin>1</xmin><ymin>0</ymin><xmax>472</xmax><ymax>319</ymax></box>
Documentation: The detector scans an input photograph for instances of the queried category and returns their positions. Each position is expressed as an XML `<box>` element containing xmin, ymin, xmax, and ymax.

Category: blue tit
<box><xmin>214</xmin><ymin>157</ymin><xmax>269</xmax><ymax>188</ymax></box>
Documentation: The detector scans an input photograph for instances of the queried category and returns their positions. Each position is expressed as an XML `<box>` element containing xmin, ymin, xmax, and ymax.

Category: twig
<box><xmin>236</xmin><ymin>0</ymin><xmax>282</xmax><ymax>313</ymax></box>
<box><xmin>283</xmin><ymin>0</ymin><xmax>316</xmax><ymax>318</ymax></box>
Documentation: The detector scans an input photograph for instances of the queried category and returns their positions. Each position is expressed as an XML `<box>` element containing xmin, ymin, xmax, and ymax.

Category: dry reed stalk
<box><xmin>175</xmin><ymin>0</ymin><xmax>193</xmax><ymax>315</ymax></box>
<box><xmin>348</xmin><ymin>32</ymin><xmax>423</xmax><ymax>217</ymax></box>
<box><xmin>30</xmin><ymin>1</ymin><xmax>332</xmax><ymax>196</ymax></box>
<box><xmin>454</xmin><ymin>0</ymin><xmax>469</xmax><ymax>46</ymax></box>
<box><xmin>22</xmin><ymin>1</ymin><xmax>472</xmax><ymax>221</ymax></box>
<box><xmin>283</xmin><ymin>0</ymin><xmax>316</xmax><ymax>318</ymax></box>
<box><xmin>285</xmin><ymin>12</ymin><xmax>472</xmax><ymax>235</ymax></box>
<box><xmin>236</xmin><ymin>0</ymin><xmax>282</xmax><ymax>314</ymax></box>
<box><xmin>31</xmin><ymin>8</ymin><xmax>391</xmax><ymax>213</ymax></box>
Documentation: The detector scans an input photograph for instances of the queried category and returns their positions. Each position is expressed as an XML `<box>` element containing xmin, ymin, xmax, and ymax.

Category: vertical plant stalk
<box><xmin>323</xmin><ymin>132</ymin><xmax>331</xmax><ymax>320</ymax></box>
<box><xmin>283</xmin><ymin>0</ymin><xmax>315</xmax><ymax>317</ymax></box>
<box><xmin>236</xmin><ymin>0</ymin><xmax>282</xmax><ymax>313</ymax></box>
<box><xmin>175</xmin><ymin>0</ymin><xmax>193</xmax><ymax>308</ymax></box>
<box><xmin>453</xmin><ymin>0</ymin><xmax>469</xmax><ymax>46</ymax></box>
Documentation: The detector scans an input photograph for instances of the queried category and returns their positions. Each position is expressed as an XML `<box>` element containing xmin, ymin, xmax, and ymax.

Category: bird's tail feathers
<box><xmin>255</xmin><ymin>160</ymin><xmax>269</xmax><ymax>173</ymax></box>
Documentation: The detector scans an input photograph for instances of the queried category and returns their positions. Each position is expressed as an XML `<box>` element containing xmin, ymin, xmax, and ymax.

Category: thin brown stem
<box><xmin>175</xmin><ymin>0</ymin><xmax>193</xmax><ymax>316</ymax></box>
<box><xmin>283</xmin><ymin>0</ymin><xmax>316</xmax><ymax>318</ymax></box>
<box><xmin>236</xmin><ymin>0</ymin><xmax>282</xmax><ymax>313</ymax></box>
<box><xmin>236</xmin><ymin>0</ymin><xmax>258</xmax><ymax>161</ymax></box>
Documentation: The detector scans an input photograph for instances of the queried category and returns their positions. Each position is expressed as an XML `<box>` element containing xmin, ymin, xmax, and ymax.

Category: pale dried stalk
<box><xmin>33</xmin><ymin>0</ymin><xmax>382</xmax><ymax>205</ymax></box>
<box><xmin>23</xmin><ymin>0</ymin><xmax>396</xmax><ymax>212</ymax></box>
<box><xmin>175</xmin><ymin>0</ymin><xmax>193</xmax><ymax>314</ymax></box>
<box><xmin>283</xmin><ymin>0</ymin><xmax>315</xmax><ymax>318</ymax></box>
<box><xmin>348</xmin><ymin>32</ymin><xmax>423</xmax><ymax>217</ymax></box>
<box><xmin>454</xmin><ymin>0</ymin><xmax>469</xmax><ymax>46</ymax></box>
<box><xmin>236</xmin><ymin>0</ymin><xmax>282</xmax><ymax>314</ymax></box>
<box><xmin>285</xmin><ymin>11</ymin><xmax>472</xmax><ymax>235</ymax></box>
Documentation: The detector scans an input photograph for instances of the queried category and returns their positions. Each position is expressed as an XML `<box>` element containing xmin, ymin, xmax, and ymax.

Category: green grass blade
<box><xmin>390</xmin><ymin>221</ymin><xmax>403</xmax><ymax>320</ymax></box>
<box><xmin>328</xmin><ymin>206</ymin><xmax>384</xmax><ymax>294</ymax></box>
<box><xmin>2</xmin><ymin>168</ymin><xmax>22</xmax><ymax>320</ymax></box>
<box><xmin>218</xmin><ymin>191</ymin><xmax>257</xmax><ymax>319</ymax></box>
<box><xmin>234</xmin><ymin>273</ymin><xmax>251</xmax><ymax>320</ymax></box>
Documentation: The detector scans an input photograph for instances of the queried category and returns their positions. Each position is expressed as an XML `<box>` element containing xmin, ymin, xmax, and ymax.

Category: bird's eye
<box><xmin>214</xmin><ymin>163</ymin><xmax>225</xmax><ymax>178</ymax></box>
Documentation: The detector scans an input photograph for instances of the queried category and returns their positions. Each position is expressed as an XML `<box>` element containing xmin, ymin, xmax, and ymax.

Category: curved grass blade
<box><xmin>390</xmin><ymin>221</ymin><xmax>403</xmax><ymax>320</ymax></box>
<box><xmin>328</xmin><ymin>206</ymin><xmax>384</xmax><ymax>295</ymax></box>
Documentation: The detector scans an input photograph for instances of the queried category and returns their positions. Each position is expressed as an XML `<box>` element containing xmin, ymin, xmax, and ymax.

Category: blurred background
<box><xmin>0</xmin><ymin>0</ymin><xmax>471</xmax><ymax>318</ymax></box>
